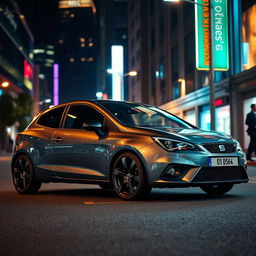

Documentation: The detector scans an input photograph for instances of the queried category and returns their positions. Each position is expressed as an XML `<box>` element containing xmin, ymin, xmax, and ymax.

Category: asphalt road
<box><xmin>0</xmin><ymin>154</ymin><xmax>256</xmax><ymax>256</ymax></box>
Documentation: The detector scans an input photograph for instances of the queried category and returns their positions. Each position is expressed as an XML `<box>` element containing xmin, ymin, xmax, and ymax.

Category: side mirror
<box><xmin>82</xmin><ymin>121</ymin><xmax>102</xmax><ymax>130</ymax></box>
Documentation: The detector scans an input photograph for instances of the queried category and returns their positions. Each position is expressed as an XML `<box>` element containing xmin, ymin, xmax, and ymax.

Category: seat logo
<box><xmin>219</xmin><ymin>145</ymin><xmax>226</xmax><ymax>152</ymax></box>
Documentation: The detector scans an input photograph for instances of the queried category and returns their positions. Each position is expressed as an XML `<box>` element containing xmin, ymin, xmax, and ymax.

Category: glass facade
<box><xmin>215</xmin><ymin>105</ymin><xmax>231</xmax><ymax>135</ymax></box>
<box><xmin>199</xmin><ymin>105</ymin><xmax>210</xmax><ymax>131</ymax></box>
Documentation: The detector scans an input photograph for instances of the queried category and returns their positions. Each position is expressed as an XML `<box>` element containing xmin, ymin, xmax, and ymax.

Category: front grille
<box><xmin>192</xmin><ymin>166</ymin><xmax>247</xmax><ymax>182</ymax></box>
<box><xmin>201</xmin><ymin>143</ymin><xmax>236</xmax><ymax>153</ymax></box>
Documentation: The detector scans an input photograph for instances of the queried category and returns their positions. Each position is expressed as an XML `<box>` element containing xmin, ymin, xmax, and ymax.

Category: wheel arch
<box><xmin>108</xmin><ymin>147</ymin><xmax>149</xmax><ymax>184</ymax></box>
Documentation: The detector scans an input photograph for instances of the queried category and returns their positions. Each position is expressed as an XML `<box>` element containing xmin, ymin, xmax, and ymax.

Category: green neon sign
<box><xmin>195</xmin><ymin>0</ymin><xmax>229</xmax><ymax>71</ymax></box>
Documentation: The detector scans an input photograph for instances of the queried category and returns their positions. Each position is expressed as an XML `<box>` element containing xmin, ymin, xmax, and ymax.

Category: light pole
<box><xmin>121</xmin><ymin>71</ymin><xmax>138</xmax><ymax>100</ymax></box>
<box><xmin>107</xmin><ymin>69</ymin><xmax>138</xmax><ymax>101</ymax></box>
<box><xmin>164</xmin><ymin>0</ymin><xmax>215</xmax><ymax>130</ymax></box>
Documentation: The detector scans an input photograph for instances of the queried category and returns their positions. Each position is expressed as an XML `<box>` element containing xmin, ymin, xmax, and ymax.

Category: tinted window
<box><xmin>99</xmin><ymin>102</ymin><xmax>192</xmax><ymax>128</ymax></box>
<box><xmin>37</xmin><ymin>106</ymin><xmax>65</xmax><ymax>128</ymax></box>
<box><xmin>64</xmin><ymin>105</ymin><xmax>104</xmax><ymax>129</ymax></box>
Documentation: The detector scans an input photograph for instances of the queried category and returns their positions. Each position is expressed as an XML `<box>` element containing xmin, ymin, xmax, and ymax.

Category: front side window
<box><xmin>64</xmin><ymin>105</ymin><xmax>104</xmax><ymax>129</ymax></box>
<box><xmin>99</xmin><ymin>102</ymin><xmax>193</xmax><ymax>129</ymax></box>
<box><xmin>37</xmin><ymin>106</ymin><xmax>65</xmax><ymax>128</ymax></box>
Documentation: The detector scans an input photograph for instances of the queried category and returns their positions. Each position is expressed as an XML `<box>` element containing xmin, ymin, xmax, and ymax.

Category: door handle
<box><xmin>53</xmin><ymin>137</ymin><xmax>63</xmax><ymax>143</ymax></box>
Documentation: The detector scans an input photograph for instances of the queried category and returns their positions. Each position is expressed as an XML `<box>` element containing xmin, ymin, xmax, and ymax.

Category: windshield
<box><xmin>98</xmin><ymin>102</ymin><xmax>193</xmax><ymax>129</ymax></box>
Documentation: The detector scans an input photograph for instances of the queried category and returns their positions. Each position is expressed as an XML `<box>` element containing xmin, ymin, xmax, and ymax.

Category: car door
<box><xmin>51</xmin><ymin>104</ymin><xmax>108</xmax><ymax>181</ymax></box>
<box><xmin>34</xmin><ymin>105</ymin><xmax>66</xmax><ymax>178</ymax></box>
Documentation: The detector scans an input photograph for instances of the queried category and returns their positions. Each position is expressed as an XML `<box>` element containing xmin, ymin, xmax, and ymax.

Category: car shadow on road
<box><xmin>35</xmin><ymin>187</ymin><xmax>242</xmax><ymax>204</ymax></box>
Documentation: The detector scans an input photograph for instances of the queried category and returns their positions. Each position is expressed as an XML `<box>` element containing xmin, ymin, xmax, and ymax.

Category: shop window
<box><xmin>184</xmin><ymin>109</ymin><xmax>196</xmax><ymax>126</ymax></box>
<box><xmin>242</xmin><ymin>4</ymin><xmax>256</xmax><ymax>70</ymax></box>
<box><xmin>215</xmin><ymin>105</ymin><xmax>231</xmax><ymax>135</ymax></box>
<box><xmin>199</xmin><ymin>105</ymin><xmax>210</xmax><ymax>131</ymax></box>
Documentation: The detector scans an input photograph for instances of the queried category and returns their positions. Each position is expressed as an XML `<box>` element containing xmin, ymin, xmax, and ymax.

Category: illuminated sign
<box><xmin>214</xmin><ymin>96</ymin><xmax>229</xmax><ymax>107</ymax></box>
<box><xmin>111</xmin><ymin>45</ymin><xmax>124</xmax><ymax>101</ymax></box>
<box><xmin>24</xmin><ymin>59</ymin><xmax>33</xmax><ymax>81</ymax></box>
<box><xmin>53</xmin><ymin>64</ymin><xmax>59</xmax><ymax>106</ymax></box>
<box><xmin>58</xmin><ymin>0</ymin><xmax>96</xmax><ymax>13</ymax></box>
<box><xmin>195</xmin><ymin>0</ymin><xmax>229</xmax><ymax>71</ymax></box>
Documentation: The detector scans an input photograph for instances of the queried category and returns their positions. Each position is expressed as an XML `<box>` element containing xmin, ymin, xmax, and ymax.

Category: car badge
<box><xmin>219</xmin><ymin>145</ymin><xmax>226</xmax><ymax>152</ymax></box>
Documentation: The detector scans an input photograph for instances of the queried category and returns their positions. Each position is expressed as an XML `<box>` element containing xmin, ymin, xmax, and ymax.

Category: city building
<box><xmin>127</xmin><ymin>0</ymin><xmax>256</xmax><ymax>150</ymax></box>
<box><xmin>0</xmin><ymin>0</ymin><xmax>34</xmax><ymax>139</ymax></box>
<box><xmin>56</xmin><ymin>0</ymin><xmax>98</xmax><ymax>103</ymax></box>
<box><xmin>97</xmin><ymin>0</ymin><xmax>128</xmax><ymax>100</ymax></box>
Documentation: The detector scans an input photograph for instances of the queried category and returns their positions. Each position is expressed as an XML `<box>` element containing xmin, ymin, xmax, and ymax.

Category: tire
<box><xmin>200</xmin><ymin>183</ymin><xmax>234</xmax><ymax>195</ymax></box>
<box><xmin>12</xmin><ymin>154</ymin><xmax>42</xmax><ymax>194</ymax></box>
<box><xmin>111</xmin><ymin>152</ymin><xmax>152</xmax><ymax>200</ymax></box>
<box><xmin>99</xmin><ymin>183</ymin><xmax>113</xmax><ymax>190</ymax></box>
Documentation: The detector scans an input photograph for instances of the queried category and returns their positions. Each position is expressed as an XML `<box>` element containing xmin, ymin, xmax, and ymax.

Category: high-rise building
<box><xmin>0</xmin><ymin>0</ymin><xmax>34</xmax><ymax>145</ymax></box>
<box><xmin>128</xmin><ymin>0</ymin><xmax>256</xmax><ymax>150</ymax></box>
<box><xmin>0</xmin><ymin>0</ymin><xmax>34</xmax><ymax>95</ymax></box>
<box><xmin>57</xmin><ymin>0</ymin><xmax>98</xmax><ymax>103</ymax></box>
<box><xmin>97</xmin><ymin>0</ymin><xmax>128</xmax><ymax>100</ymax></box>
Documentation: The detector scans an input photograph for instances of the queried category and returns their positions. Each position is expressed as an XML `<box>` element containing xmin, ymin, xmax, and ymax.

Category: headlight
<box><xmin>152</xmin><ymin>137</ymin><xmax>199</xmax><ymax>152</ymax></box>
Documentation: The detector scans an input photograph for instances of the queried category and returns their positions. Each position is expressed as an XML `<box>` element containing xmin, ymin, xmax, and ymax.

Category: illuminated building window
<box><xmin>69</xmin><ymin>58</ymin><xmax>75</xmax><ymax>62</ymax></box>
<box><xmin>87</xmin><ymin>57</ymin><xmax>94</xmax><ymax>62</ymax></box>
<box><xmin>88</xmin><ymin>42</ymin><xmax>93</xmax><ymax>47</ymax></box>
<box><xmin>46</xmin><ymin>59</ymin><xmax>54</xmax><ymax>63</ymax></box>
<box><xmin>34</xmin><ymin>49</ymin><xmax>45</xmax><ymax>54</ymax></box>
<box><xmin>58</xmin><ymin>39</ymin><xmax>64</xmax><ymax>44</ymax></box>
<box><xmin>81</xmin><ymin>57</ymin><xmax>86</xmax><ymax>62</ymax></box>
<box><xmin>46</xmin><ymin>50</ymin><xmax>55</xmax><ymax>55</ymax></box>
<box><xmin>70</xmin><ymin>13</ymin><xmax>75</xmax><ymax>18</ymax></box>
<box><xmin>20</xmin><ymin>14</ymin><xmax>25</xmax><ymax>20</ymax></box>
<box><xmin>80</xmin><ymin>37</ymin><xmax>86</xmax><ymax>42</ymax></box>
<box><xmin>81</xmin><ymin>43</ymin><xmax>85</xmax><ymax>48</ymax></box>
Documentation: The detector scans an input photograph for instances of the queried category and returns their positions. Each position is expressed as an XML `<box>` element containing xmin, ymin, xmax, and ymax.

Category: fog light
<box><xmin>166</xmin><ymin>167</ymin><xmax>176</xmax><ymax>176</ymax></box>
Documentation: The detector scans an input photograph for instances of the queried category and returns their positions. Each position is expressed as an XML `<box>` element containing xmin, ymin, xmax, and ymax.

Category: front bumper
<box><xmin>140</xmin><ymin>143</ymin><xmax>248</xmax><ymax>187</ymax></box>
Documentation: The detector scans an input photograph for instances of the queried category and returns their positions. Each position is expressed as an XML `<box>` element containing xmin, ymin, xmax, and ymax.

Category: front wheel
<box><xmin>12</xmin><ymin>154</ymin><xmax>41</xmax><ymax>194</ymax></box>
<box><xmin>200</xmin><ymin>183</ymin><xmax>234</xmax><ymax>195</ymax></box>
<box><xmin>112</xmin><ymin>152</ymin><xmax>151</xmax><ymax>200</ymax></box>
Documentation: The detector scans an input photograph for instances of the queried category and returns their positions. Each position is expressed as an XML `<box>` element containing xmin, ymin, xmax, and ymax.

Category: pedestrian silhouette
<box><xmin>245</xmin><ymin>103</ymin><xmax>256</xmax><ymax>161</ymax></box>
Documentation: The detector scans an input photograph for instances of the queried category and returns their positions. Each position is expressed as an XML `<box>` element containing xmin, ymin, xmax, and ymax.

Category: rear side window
<box><xmin>37</xmin><ymin>106</ymin><xmax>65</xmax><ymax>128</ymax></box>
<box><xmin>64</xmin><ymin>105</ymin><xmax>104</xmax><ymax>129</ymax></box>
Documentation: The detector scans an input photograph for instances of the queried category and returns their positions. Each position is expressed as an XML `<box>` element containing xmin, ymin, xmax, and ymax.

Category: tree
<box><xmin>0</xmin><ymin>94</ymin><xmax>16</xmax><ymax>151</ymax></box>
<box><xmin>15</xmin><ymin>92</ymin><xmax>33</xmax><ymax>132</ymax></box>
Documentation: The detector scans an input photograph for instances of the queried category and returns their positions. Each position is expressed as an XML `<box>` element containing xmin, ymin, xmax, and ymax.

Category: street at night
<box><xmin>1</xmin><ymin>0</ymin><xmax>256</xmax><ymax>255</ymax></box>
<box><xmin>1</xmin><ymin>154</ymin><xmax>256</xmax><ymax>256</ymax></box>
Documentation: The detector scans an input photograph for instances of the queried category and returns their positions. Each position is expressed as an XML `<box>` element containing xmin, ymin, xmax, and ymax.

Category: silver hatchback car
<box><xmin>12</xmin><ymin>100</ymin><xmax>248</xmax><ymax>200</ymax></box>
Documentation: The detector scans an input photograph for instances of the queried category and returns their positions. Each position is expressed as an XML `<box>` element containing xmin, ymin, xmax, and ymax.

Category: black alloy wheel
<box><xmin>12</xmin><ymin>155</ymin><xmax>41</xmax><ymax>194</ymax></box>
<box><xmin>112</xmin><ymin>152</ymin><xmax>151</xmax><ymax>200</ymax></box>
<box><xmin>200</xmin><ymin>183</ymin><xmax>234</xmax><ymax>195</ymax></box>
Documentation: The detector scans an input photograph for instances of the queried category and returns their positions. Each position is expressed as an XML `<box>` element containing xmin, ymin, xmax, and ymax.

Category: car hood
<box><xmin>131</xmin><ymin>126</ymin><xmax>235</xmax><ymax>144</ymax></box>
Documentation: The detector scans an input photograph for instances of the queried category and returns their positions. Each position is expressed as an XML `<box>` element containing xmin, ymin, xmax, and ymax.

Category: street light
<box><xmin>107</xmin><ymin>69</ymin><xmax>138</xmax><ymax>100</ymax></box>
<box><xmin>164</xmin><ymin>0</ymin><xmax>215</xmax><ymax>130</ymax></box>
<box><xmin>34</xmin><ymin>98</ymin><xmax>51</xmax><ymax>106</ymax></box>
<box><xmin>121</xmin><ymin>70</ymin><xmax>138</xmax><ymax>100</ymax></box>
<box><xmin>1</xmin><ymin>81</ymin><xmax>10</xmax><ymax>88</ymax></box>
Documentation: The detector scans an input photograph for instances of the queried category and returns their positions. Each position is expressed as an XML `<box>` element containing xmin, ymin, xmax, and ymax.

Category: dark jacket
<box><xmin>245</xmin><ymin>111</ymin><xmax>256</xmax><ymax>135</ymax></box>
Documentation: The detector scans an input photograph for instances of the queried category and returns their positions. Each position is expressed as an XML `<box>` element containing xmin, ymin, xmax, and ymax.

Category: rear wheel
<box><xmin>200</xmin><ymin>183</ymin><xmax>234</xmax><ymax>195</ymax></box>
<box><xmin>112</xmin><ymin>152</ymin><xmax>151</xmax><ymax>200</ymax></box>
<box><xmin>12</xmin><ymin>155</ymin><xmax>41</xmax><ymax>194</ymax></box>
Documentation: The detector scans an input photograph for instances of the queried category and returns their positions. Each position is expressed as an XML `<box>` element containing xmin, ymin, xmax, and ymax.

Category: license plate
<box><xmin>208</xmin><ymin>157</ymin><xmax>239</xmax><ymax>167</ymax></box>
